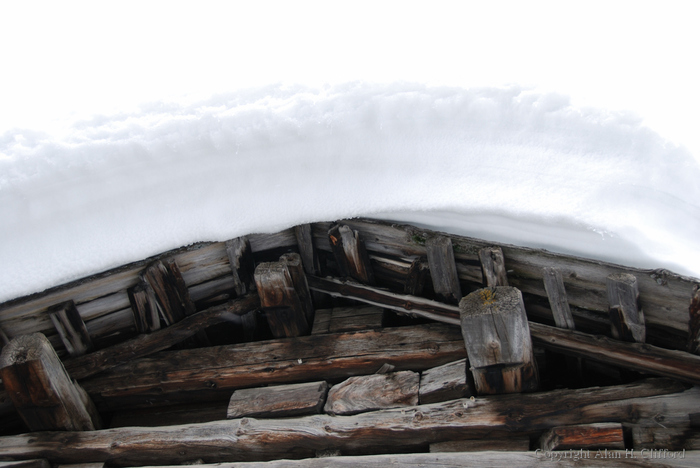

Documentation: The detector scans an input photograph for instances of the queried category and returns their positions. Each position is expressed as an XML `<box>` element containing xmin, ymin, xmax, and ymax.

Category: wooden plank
<box><xmin>419</xmin><ymin>358</ymin><xmax>472</xmax><ymax>404</ymax></box>
<box><xmin>80</xmin><ymin>323</ymin><xmax>466</xmax><ymax>411</ymax></box>
<box><xmin>0</xmin><ymin>333</ymin><xmax>100</xmax><ymax>431</ymax></box>
<box><xmin>65</xmin><ymin>294</ymin><xmax>260</xmax><ymax>381</ymax></box>
<box><xmin>543</xmin><ymin>267</ymin><xmax>575</xmax><ymax>330</ymax></box>
<box><xmin>689</xmin><ymin>284</ymin><xmax>700</xmax><ymax>354</ymax></box>
<box><xmin>459</xmin><ymin>287</ymin><xmax>538</xmax><ymax>394</ymax></box>
<box><xmin>479</xmin><ymin>246</ymin><xmax>509</xmax><ymax>287</ymax></box>
<box><xmin>225</xmin><ymin>237</ymin><xmax>255</xmax><ymax>296</ymax></box>
<box><xmin>328</xmin><ymin>224</ymin><xmax>375</xmax><ymax>285</ymax></box>
<box><xmin>324</xmin><ymin>371</ymin><xmax>419</xmax><ymax>415</ymax></box>
<box><xmin>607</xmin><ymin>273</ymin><xmax>646</xmax><ymax>342</ymax></box>
<box><xmin>294</xmin><ymin>224</ymin><xmax>321</xmax><ymax>275</ymax></box>
<box><xmin>254</xmin><ymin>259</ymin><xmax>309</xmax><ymax>338</ymax></box>
<box><xmin>142</xmin><ymin>259</ymin><xmax>195</xmax><ymax>326</ymax></box>
<box><xmin>540</xmin><ymin>423</ymin><xmax>625</xmax><ymax>451</ymax></box>
<box><xmin>49</xmin><ymin>301</ymin><xmax>93</xmax><ymax>357</ymax></box>
<box><xmin>430</xmin><ymin>437</ymin><xmax>530</xmax><ymax>452</ymax></box>
<box><xmin>0</xmin><ymin>379</ymin><xmax>692</xmax><ymax>465</ymax></box>
<box><xmin>308</xmin><ymin>275</ymin><xmax>700</xmax><ymax>386</ymax></box>
<box><xmin>227</xmin><ymin>381</ymin><xmax>328</xmax><ymax>419</ymax></box>
<box><xmin>426</xmin><ymin>236</ymin><xmax>462</xmax><ymax>304</ymax></box>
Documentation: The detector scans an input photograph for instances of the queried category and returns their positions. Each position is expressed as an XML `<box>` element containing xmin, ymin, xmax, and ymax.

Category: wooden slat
<box><xmin>0</xmin><ymin>379</ymin><xmax>692</xmax><ymax>465</ymax></box>
<box><xmin>225</xmin><ymin>237</ymin><xmax>255</xmax><ymax>296</ymax></box>
<box><xmin>426</xmin><ymin>236</ymin><xmax>462</xmax><ymax>304</ymax></box>
<box><xmin>228</xmin><ymin>381</ymin><xmax>328</xmax><ymax>419</ymax></box>
<box><xmin>479</xmin><ymin>246</ymin><xmax>509</xmax><ymax>287</ymax></box>
<box><xmin>328</xmin><ymin>224</ymin><xmax>375</xmax><ymax>285</ymax></box>
<box><xmin>543</xmin><ymin>267</ymin><xmax>575</xmax><ymax>330</ymax></box>
<box><xmin>607</xmin><ymin>273</ymin><xmax>646</xmax><ymax>342</ymax></box>
<box><xmin>324</xmin><ymin>371</ymin><xmax>419</xmax><ymax>415</ymax></box>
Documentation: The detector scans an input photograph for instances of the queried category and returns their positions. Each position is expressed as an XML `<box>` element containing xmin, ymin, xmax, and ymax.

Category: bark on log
<box><xmin>688</xmin><ymin>284</ymin><xmax>700</xmax><ymax>354</ymax></box>
<box><xmin>328</xmin><ymin>225</ymin><xmax>375</xmax><ymax>285</ymax></box>
<box><xmin>324</xmin><ymin>371</ymin><xmax>419</xmax><ymax>415</ymax></box>
<box><xmin>0</xmin><ymin>333</ymin><xmax>100</xmax><ymax>431</ymax></box>
<box><xmin>419</xmin><ymin>359</ymin><xmax>472</xmax><ymax>404</ymax></box>
<box><xmin>48</xmin><ymin>302</ymin><xmax>93</xmax><ymax>357</ymax></box>
<box><xmin>543</xmin><ymin>267</ymin><xmax>575</xmax><ymax>330</ymax></box>
<box><xmin>426</xmin><ymin>236</ymin><xmax>462</xmax><ymax>304</ymax></box>
<box><xmin>228</xmin><ymin>381</ymin><xmax>328</xmax><ymax>419</ymax></box>
<box><xmin>0</xmin><ymin>379</ymin><xmax>692</xmax><ymax>466</ymax></box>
<box><xmin>607</xmin><ymin>273</ymin><xmax>646</xmax><ymax>343</ymax></box>
<box><xmin>479</xmin><ymin>246</ymin><xmax>509</xmax><ymax>287</ymax></box>
<box><xmin>225</xmin><ymin>237</ymin><xmax>255</xmax><ymax>296</ymax></box>
<box><xmin>539</xmin><ymin>423</ymin><xmax>625</xmax><ymax>451</ymax></box>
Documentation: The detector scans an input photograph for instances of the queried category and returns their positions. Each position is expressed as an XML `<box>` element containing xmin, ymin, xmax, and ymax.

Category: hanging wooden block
<box><xmin>542</xmin><ymin>267</ymin><xmax>575</xmax><ymax>330</ymax></box>
<box><xmin>688</xmin><ymin>284</ymin><xmax>700</xmax><ymax>354</ymax></box>
<box><xmin>459</xmin><ymin>287</ymin><xmax>539</xmax><ymax>394</ymax></box>
<box><xmin>328</xmin><ymin>224</ymin><xmax>375</xmax><ymax>285</ymax></box>
<box><xmin>225</xmin><ymin>236</ymin><xmax>255</xmax><ymax>296</ymax></box>
<box><xmin>426</xmin><ymin>236</ymin><xmax>462</xmax><ymax>304</ymax></box>
<box><xmin>48</xmin><ymin>301</ymin><xmax>93</xmax><ymax>357</ymax></box>
<box><xmin>0</xmin><ymin>333</ymin><xmax>101</xmax><ymax>431</ymax></box>
<box><xmin>606</xmin><ymin>273</ymin><xmax>645</xmax><ymax>342</ymax></box>
<box><xmin>478</xmin><ymin>246</ymin><xmax>509</xmax><ymax>287</ymax></box>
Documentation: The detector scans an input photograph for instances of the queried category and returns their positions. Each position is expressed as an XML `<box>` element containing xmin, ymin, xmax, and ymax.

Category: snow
<box><xmin>1</xmin><ymin>2</ymin><xmax>699</xmax><ymax>303</ymax></box>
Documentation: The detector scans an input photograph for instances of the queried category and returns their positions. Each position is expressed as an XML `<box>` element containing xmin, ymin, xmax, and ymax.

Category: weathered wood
<box><xmin>430</xmin><ymin>437</ymin><xmax>530</xmax><ymax>452</ymax></box>
<box><xmin>127</xmin><ymin>281</ymin><xmax>161</xmax><ymax>334</ymax></box>
<box><xmin>607</xmin><ymin>273</ymin><xmax>646</xmax><ymax>342</ymax></box>
<box><xmin>254</xmin><ymin>260</ymin><xmax>309</xmax><ymax>338</ymax></box>
<box><xmin>0</xmin><ymin>333</ymin><xmax>100</xmax><ymax>431</ymax></box>
<box><xmin>142</xmin><ymin>259</ymin><xmax>195</xmax><ymax>326</ymax></box>
<box><xmin>228</xmin><ymin>381</ymin><xmax>328</xmax><ymax>419</ymax></box>
<box><xmin>688</xmin><ymin>284</ymin><xmax>700</xmax><ymax>354</ymax></box>
<box><xmin>65</xmin><ymin>295</ymin><xmax>260</xmax><ymax>381</ymax></box>
<box><xmin>280</xmin><ymin>253</ymin><xmax>315</xmax><ymax>325</ymax></box>
<box><xmin>329</xmin><ymin>306</ymin><xmax>383</xmax><ymax>334</ymax></box>
<box><xmin>225</xmin><ymin>237</ymin><xmax>255</xmax><ymax>296</ymax></box>
<box><xmin>328</xmin><ymin>224</ymin><xmax>375</xmax><ymax>284</ymax></box>
<box><xmin>48</xmin><ymin>302</ymin><xmax>93</xmax><ymax>357</ymax></box>
<box><xmin>426</xmin><ymin>236</ymin><xmax>462</xmax><ymax>304</ymax></box>
<box><xmin>632</xmin><ymin>426</ymin><xmax>700</xmax><ymax>450</ymax></box>
<box><xmin>459</xmin><ymin>287</ymin><xmax>538</xmax><ymax>394</ymax></box>
<box><xmin>403</xmin><ymin>257</ymin><xmax>428</xmax><ymax>296</ymax></box>
<box><xmin>310</xmin><ymin>308</ymin><xmax>332</xmax><ymax>334</ymax></box>
<box><xmin>479</xmin><ymin>246</ymin><xmax>509</xmax><ymax>287</ymax></box>
<box><xmin>294</xmin><ymin>224</ymin><xmax>321</xmax><ymax>276</ymax></box>
<box><xmin>324</xmin><ymin>371</ymin><xmax>419</xmax><ymax>415</ymax></box>
<box><xmin>0</xmin><ymin>461</ymin><xmax>50</xmax><ymax>468</ymax></box>
<box><xmin>543</xmin><ymin>267</ymin><xmax>575</xmax><ymax>330</ymax></box>
<box><xmin>309</xmin><ymin>275</ymin><xmax>700</xmax><ymax>386</ymax></box>
<box><xmin>80</xmin><ymin>323</ymin><xmax>465</xmax><ymax>411</ymax></box>
<box><xmin>419</xmin><ymin>358</ymin><xmax>472</xmax><ymax>404</ymax></box>
<box><xmin>540</xmin><ymin>423</ymin><xmax>625</xmax><ymax>451</ymax></box>
<box><xmin>0</xmin><ymin>379</ymin><xmax>692</xmax><ymax>465</ymax></box>
<box><xmin>58</xmin><ymin>464</ymin><xmax>105</xmax><ymax>468</ymax></box>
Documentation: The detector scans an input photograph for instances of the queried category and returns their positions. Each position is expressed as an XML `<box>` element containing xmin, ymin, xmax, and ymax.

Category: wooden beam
<box><xmin>225</xmin><ymin>237</ymin><xmax>255</xmax><ymax>296</ymax></box>
<box><xmin>539</xmin><ymin>423</ymin><xmax>625</xmax><ymax>451</ymax></box>
<box><xmin>0</xmin><ymin>333</ymin><xmax>100</xmax><ymax>431</ymax></box>
<box><xmin>0</xmin><ymin>379</ymin><xmax>692</xmax><ymax>465</ymax></box>
<box><xmin>328</xmin><ymin>224</ymin><xmax>375</xmax><ymax>284</ymax></box>
<box><xmin>280</xmin><ymin>253</ymin><xmax>315</xmax><ymax>326</ymax></box>
<box><xmin>294</xmin><ymin>224</ymin><xmax>321</xmax><ymax>276</ymax></box>
<box><xmin>426</xmin><ymin>236</ymin><xmax>462</xmax><ymax>304</ymax></box>
<box><xmin>324</xmin><ymin>371</ymin><xmax>419</xmax><ymax>415</ymax></box>
<box><xmin>142</xmin><ymin>259</ymin><xmax>195</xmax><ymax>326</ymax></box>
<box><xmin>228</xmin><ymin>381</ymin><xmax>328</xmax><ymax>419</ymax></box>
<box><xmin>478</xmin><ymin>246</ymin><xmax>509</xmax><ymax>287</ymax></box>
<box><xmin>79</xmin><ymin>323</ymin><xmax>466</xmax><ymax>411</ymax></box>
<box><xmin>419</xmin><ymin>358</ymin><xmax>472</xmax><ymax>404</ymax></box>
<box><xmin>254</xmin><ymin>258</ymin><xmax>310</xmax><ymax>338</ymax></box>
<box><xmin>311</xmin><ymin>306</ymin><xmax>384</xmax><ymax>335</ymax></box>
<box><xmin>607</xmin><ymin>273</ymin><xmax>645</xmax><ymax>343</ymax></box>
<box><xmin>459</xmin><ymin>287</ymin><xmax>538</xmax><ymax>394</ymax></box>
<box><xmin>64</xmin><ymin>294</ymin><xmax>260</xmax><ymax>381</ymax></box>
<box><xmin>689</xmin><ymin>284</ymin><xmax>700</xmax><ymax>354</ymax></box>
<box><xmin>403</xmin><ymin>257</ymin><xmax>428</xmax><ymax>296</ymax></box>
<box><xmin>542</xmin><ymin>267</ymin><xmax>575</xmax><ymax>330</ymax></box>
<box><xmin>48</xmin><ymin>301</ymin><xmax>93</xmax><ymax>357</ymax></box>
<box><xmin>308</xmin><ymin>275</ymin><xmax>700</xmax><ymax>386</ymax></box>
<box><xmin>127</xmin><ymin>281</ymin><xmax>161</xmax><ymax>333</ymax></box>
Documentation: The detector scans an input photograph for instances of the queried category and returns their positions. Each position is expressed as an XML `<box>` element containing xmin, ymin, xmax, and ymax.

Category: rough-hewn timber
<box><xmin>478</xmin><ymin>246</ymin><xmax>509</xmax><ymax>287</ymax></box>
<box><xmin>539</xmin><ymin>423</ymin><xmax>625</xmax><ymax>451</ymax></box>
<box><xmin>419</xmin><ymin>359</ymin><xmax>472</xmax><ymax>404</ymax></box>
<box><xmin>542</xmin><ymin>267</ymin><xmax>575</xmax><ymax>330</ymax></box>
<box><xmin>48</xmin><ymin>302</ymin><xmax>93</xmax><ymax>357</ymax></box>
<box><xmin>607</xmin><ymin>273</ymin><xmax>645</xmax><ymax>342</ymax></box>
<box><xmin>225</xmin><ymin>237</ymin><xmax>255</xmax><ymax>296</ymax></box>
<box><xmin>688</xmin><ymin>284</ymin><xmax>700</xmax><ymax>354</ymax></box>
<box><xmin>324</xmin><ymin>371</ymin><xmax>419</xmax><ymax>415</ymax></box>
<box><xmin>328</xmin><ymin>224</ymin><xmax>375</xmax><ymax>285</ymax></box>
<box><xmin>426</xmin><ymin>236</ymin><xmax>462</xmax><ymax>304</ymax></box>
<box><xmin>228</xmin><ymin>381</ymin><xmax>328</xmax><ymax>419</ymax></box>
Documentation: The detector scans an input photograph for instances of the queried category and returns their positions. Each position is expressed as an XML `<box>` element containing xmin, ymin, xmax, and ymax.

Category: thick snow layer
<box><xmin>1</xmin><ymin>83</ymin><xmax>699</xmax><ymax>303</ymax></box>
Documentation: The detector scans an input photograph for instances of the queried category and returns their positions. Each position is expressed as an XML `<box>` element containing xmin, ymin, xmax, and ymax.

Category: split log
<box><xmin>48</xmin><ymin>302</ymin><xmax>93</xmax><ymax>357</ymax></box>
<box><xmin>459</xmin><ymin>287</ymin><xmax>538</xmax><ymax>394</ymax></box>
<box><xmin>308</xmin><ymin>275</ymin><xmax>700</xmax><ymax>386</ymax></box>
<box><xmin>228</xmin><ymin>381</ymin><xmax>328</xmax><ymax>419</ymax></box>
<box><xmin>0</xmin><ymin>379</ymin><xmax>692</xmax><ymax>466</ymax></box>
<box><xmin>324</xmin><ymin>371</ymin><xmax>419</xmax><ymax>415</ymax></box>
<box><xmin>225</xmin><ymin>237</ymin><xmax>255</xmax><ymax>296</ymax></box>
<box><xmin>689</xmin><ymin>284</ymin><xmax>700</xmax><ymax>354</ymax></box>
<box><xmin>607</xmin><ymin>273</ymin><xmax>645</xmax><ymax>342</ymax></box>
<box><xmin>419</xmin><ymin>359</ymin><xmax>472</xmax><ymax>404</ymax></box>
<box><xmin>80</xmin><ymin>323</ymin><xmax>465</xmax><ymax>411</ymax></box>
<box><xmin>254</xmin><ymin>258</ymin><xmax>310</xmax><ymax>338</ymax></box>
<box><xmin>64</xmin><ymin>295</ymin><xmax>260</xmax><ymax>381</ymax></box>
<box><xmin>542</xmin><ymin>267</ymin><xmax>575</xmax><ymax>330</ymax></box>
<box><xmin>430</xmin><ymin>437</ymin><xmax>530</xmax><ymax>452</ymax></box>
<box><xmin>479</xmin><ymin>246</ymin><xmax>509</xmax><ymax>287</ymax></box>
<box><xmin>328</xmin><ymin>224</ymin><xmax>375</xmax><ymax>285</ymax></box>
<box><xmin>426</xmin><ymin>236</ymin><xmax>462</xmax><ymax>304</ymax></box>
<box><xmin>539</xmin><ymin>423</ymin><xmax>625</xmax><ymax>451</ymax></box>
<box><xmin>141</xmin><ymin>259</ymin><xmax>195</xmax><ymax>326</ymax></box>
<box><xmin>0</xmin><ymin>333</ymin><xmax>100</xmax><ymax>431</ymax></box>
<box><xmin>294</xmin><ymin>224</ymin><xmax>321</xmax><ymax>276</ymax></box>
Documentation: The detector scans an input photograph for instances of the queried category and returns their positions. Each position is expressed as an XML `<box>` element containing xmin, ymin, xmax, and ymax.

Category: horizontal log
<box><xmin>309</xmin><ymin>276</ymin><xmax>700</xmax><ymax>386</ymax></box>
<box><xmin>419</xmin><ymin>359</ymin><xmax>472</xmax><ymax>404</ymax></box>
<box><xmin>80</xmin><ymin>323</ymin><xmax>466</xmax><ymax>410</ymax></box>
<box><xmin>430</xmin><ymin>437</ymin><xmax>530</xmax><ymax>452</ymax></box>
<box><xmin>0</xmin><ymin>461</ymin><xmax>50</xmax><ymax>468</ymax></box>
<box><xmin>540</xmin><ymin>423</ymin><xmax>625</xmax><ymax>451</ymax></box>
<box><xmin>324</xmin><ymin>372</ymin><xmax>419</xmax><ymax>415</ymax></box>
<box><xmin>64</xmin><ymin>295</ymin><xmax>260</xmax><ymax>381</ymax></box>
<box><xmin>228</xmin><ymin>381</ymin><xmax>328</xmax><ymax>419</ymax></box>
<box><xmin>0</xmin><ymin>379</ymin><xmax>692</xmax><ymax>466</ymax></box>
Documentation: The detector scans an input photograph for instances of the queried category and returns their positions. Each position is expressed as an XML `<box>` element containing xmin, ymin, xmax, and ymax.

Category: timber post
<box><xmin>688</xmin><ymin>284</ymin><xmax>700</xmax><ymax>354</ymax></box>
<box><xmin>127</xmin><ymin>281</ymin><xmax>161</xmax><ymax>333</ymax></box>
<box><xmin>142</xmin><ymin>259</ymin><xmax>195</xmax><ymax>326</ymax></box>
<box><xmin>606</xmin><ymin>273</ymin><xmax>645</xmax><ymax>342</ymax></box>
<box><xmin>0</xmin><ymin>333</ymin><xmax>101</xmax><ymax>431</ymax></box>
<box><xmin>328</xmin><ymin>224</ymin><xmax>375</xmax><ymax>285</ymax></box>
<box><xmin>478</xmin><ymin>246</ymin><xmax>509</xmax><ymax>287</ymax></box>
<box><xmin>48</xmin><ymin>301</ymin><xmax>93</xmax><ymax>357</ymax></box>
<box><xmin>426</xmin><ymin>236</ymin><xmax>462</xmax><ymax>304</ymax></box>
<box><xmin>542</xmin><ymin>267</ymin><xmax>575</xmax><ymax>330</ymax></box>
<box><xmin>404</xmin><ymin>257</ymin><xmax>428</xmax><ymax>296</ymax></box>
<box><xmin>459</xmin><ymin>287</ymin><xmax>539</xmax><ymax>394</ymax></box>
<box><xmin>225</xmin><ymin>236</ymin><xmax>255</xmax><ymax>296</ymax></box>
<box><xmin>294</xmin><ymin>224</ymin><xmax>321</xmax><ymax>276</ymax></box>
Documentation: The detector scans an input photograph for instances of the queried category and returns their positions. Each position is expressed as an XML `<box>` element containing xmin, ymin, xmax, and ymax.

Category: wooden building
<box><xmin>0</xmin><ymin>218</ymin><xmax>699</xmax><ymax>467</ymax></box>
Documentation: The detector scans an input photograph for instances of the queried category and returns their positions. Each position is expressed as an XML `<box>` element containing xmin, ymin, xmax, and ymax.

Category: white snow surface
<box><xmin>1</xmin><ymin>82</ymin><xmax>699</xmax><ymax>302</ymax></box>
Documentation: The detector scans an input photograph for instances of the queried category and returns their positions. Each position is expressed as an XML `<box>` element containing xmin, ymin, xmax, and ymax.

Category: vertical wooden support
<box><xmin>294</xmin><ymin>224</ymin><xmax>321</xmax><ymax>276</ymax></box>
<box><xmin>48</xmin><ymin>301</ymin><xmax>93</xmax><ymax>357</ymax></box>
<box><xmin>0</xmin><ymin>333</ymin><xmax>101</xmax><ymax>431</ymax></box>
<box><xmin>404</xmin><ymin>258</ymin><xmax>428</xmax><ymax>296</ymax></box>
<box><xmin>478</xmin><ymin>246</ymin><xmax>509</xmax><ymax>287</ymax></box>
<box><xmin>128</xmin><ymin>281</ymin><xmax>161</xmax><ymax>333</ymax></box>
<box><xmin>542</xmin><ymin>267</ymin><xmax>575</xmax><ymax>330</ymax></box>
<box><xmin>254</xmin><ymin>255</ymin><xmax>313</xmax><ymax>338</ymax></box>
<box><xmin>225</xmin><ymin>236</ymin><xmax>255</xmax><ymax>296</ymax></box>
<box><xmin>459</xmin><ymin>287</ymin><xmax>538</xmax><ymax>394</ymax></box>
<box><xmin>142</xmin><ymin>259</ymin><xmax>195</xmax><ymax>326</ymax></box>
<box><xmin>606</xmin><ymin>273</ymin><xmax>645</xmax><ymax>343</ymax></box>
<box><xmin>328</xmin><ymin>224</ymin><xmax>375</xmax><ymax>285</ymax></box>
<box><xmin>280</xmin><ymin>253</ymin><xmax>315</xmax><ymax>326</ymax></box>
<box><xmin>688</xmin><ymin>284</ymin><xmax>700</xmax><ymax>354</ymax></box>
<box><xmin>426</xmin><ymin>236</ymin><xmax>462</xmax><ymax>305</ymax></box>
